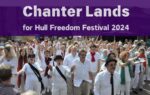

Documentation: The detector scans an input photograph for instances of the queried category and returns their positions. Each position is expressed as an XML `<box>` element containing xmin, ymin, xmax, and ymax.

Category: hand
<box><xmin>71</xmin><ymin>65</ymin><xmax>76</xmax><ymax>72</ymax></box>
<box><xmin>48</xmin><ymin>65</ymin><xmax>52</xmax><ymax>71</ymax></box>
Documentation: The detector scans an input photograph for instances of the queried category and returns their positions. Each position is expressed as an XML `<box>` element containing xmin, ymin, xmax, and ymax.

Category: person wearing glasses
<box><xmin>94</xmin><ymin>58</ymin><xmax>120</xmax><ymax>95</ymax></box>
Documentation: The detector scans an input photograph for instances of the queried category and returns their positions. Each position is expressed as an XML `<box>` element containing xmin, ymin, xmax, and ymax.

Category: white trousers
<box><xmin>138</xmin><ymin>72</ymin><xmax>144</xmax><ymax>89</ymax></box>
<box><xmin>121</xmin><ymin>82</ymin><xmax>130</xmax><ymax>95</ymax></box>
<box><xmin>42</xmin><ymin>76</ymin><xmax>52</xmax><ymax>89</ymax></box>
<box><xmin>146</xmin><ymin>67</ymin><xmax>150</xmax><ymax>80</ymax></box>
<box><xmin>25</xmin><ymin>80</ymin><xmax>41</xmax><ymax>95</ymax></box>
<box><xmin>52</xmin><ymin>85</ymin><xmax>67</xmax><ymax>95</ymax></box>
<box><xmin>131</xmin><ymin>73</ymin><xmax>139</xmax><ymax>89</ymax></box>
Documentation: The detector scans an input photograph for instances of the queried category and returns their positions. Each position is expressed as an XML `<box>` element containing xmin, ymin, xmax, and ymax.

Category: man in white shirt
<box><xmin>63</xmin><ymin>46</ymin><xmax>78</xmax><ymax>95</ymax></box>
<box><xmin>48</xmin><ymin>55</ymin><xmax>71</xmax><ymax>95</ymax></box>
<box><xmin>71</xmin><ymin>49</ymin><xmax>92</xmax><ymax>95</ymax></box>
<box><xmin>94</xmin><ymin>58</ymin><xmax>120</xmax><ymax>95</ymax></box>
<box><xmin>86</xmin><ymin>44</ymin><xmax>101</xmax><ymax>93</ymax></box>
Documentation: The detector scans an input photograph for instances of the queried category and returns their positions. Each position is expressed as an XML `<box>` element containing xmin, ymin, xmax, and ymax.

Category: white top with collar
<box><xmin>94</xmin><ymin>69</ymin><xmax>120</xmax><ymax>95</ymax></box>
<box><xmin>63</xmin><ymin>53</ymin><xmax>79</xmax><ymax>68</ymax></box>
<box><xmin>86</xmin><ymin>52</ymin><xmax>101</xmax><ymax>73</ymax></box>
<box><xmin>72</xmin><ymin>58</ymin><xmax>92</xmax><ymax>87</ymax></box>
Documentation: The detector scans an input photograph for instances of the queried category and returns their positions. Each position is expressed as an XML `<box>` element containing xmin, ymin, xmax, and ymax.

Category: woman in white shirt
<box><xmin>17</xmin><ymin>54</ymin><xmax>43</xmax><ymax>95</ymax></box>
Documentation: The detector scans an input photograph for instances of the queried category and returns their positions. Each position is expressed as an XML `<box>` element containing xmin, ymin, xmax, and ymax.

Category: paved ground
<box><xmin>131</xmin><ymin>80</ymin><xmax>150</xmax><ymax>95</ymax></box>
<box><xmin>44</xmin><ymin>81</ymin><xmax>150</xmax><ymax>95</ymax></box>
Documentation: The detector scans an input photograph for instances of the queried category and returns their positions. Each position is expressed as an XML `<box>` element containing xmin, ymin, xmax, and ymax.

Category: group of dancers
<box><xmin>0</xmin><ymin>37</ymin><xmax>150</xmax><ymax>95</ymax></box>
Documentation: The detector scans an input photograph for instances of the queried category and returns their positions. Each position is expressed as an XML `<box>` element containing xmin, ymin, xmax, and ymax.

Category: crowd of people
<box><xmin>0</xmin><ymin>37</ymin><xmax>150</xmax><ymax>95</ymax></box>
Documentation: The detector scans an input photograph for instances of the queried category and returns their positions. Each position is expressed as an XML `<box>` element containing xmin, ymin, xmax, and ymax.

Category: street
<box><xmin>44</xmin><ymin>81</ymin><xmax>150</xmax><ymax>95</ymax></box>
<box><xmin>131</xmin><ymin>81</ymin><xmax>150</xmax><ymax>95</ymax></box>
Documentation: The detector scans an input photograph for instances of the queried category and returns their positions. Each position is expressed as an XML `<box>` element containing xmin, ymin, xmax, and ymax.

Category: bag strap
<box><xmin>53</xmin><ymin>60</ymin><xmax>55</xmax><ymax>66</ymax></box>
<box><xmin>28</xmin><ymin>63</ymin><xmax>44</xmax><ymax>92</ymax></box>
<box><xmin>55</xmin><ymin>66</ymin><xmax>67</xmax><ymax>83</ymax></box>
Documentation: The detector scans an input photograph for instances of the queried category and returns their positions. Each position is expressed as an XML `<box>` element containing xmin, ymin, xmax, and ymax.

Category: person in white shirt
<box><xmin>63</xmin><ymin>46</ymin><xmax>79</xmax><ymax>95</ymax></box>
<box><xmin>71</xmin><ymin>49</ymin><xmax>92</xmax><ymax>95</ymax></box>
<box><xmin>1</xmin><ymin>44</ymin><xmax>18</xmax><ymax>88</ymax></box>
<box><xmin>86</xmin><ymin>44</ymin><xmax>101</xmax><ymax>93</ymax></box>
<box><xmin>131</xmin><ymin>52</ymin><xmax>141</xmax><ymax>94</ymax></box>
<box><xmin>49</xmin><ymin>55</ymin><xmax>71</xmax><ymax>95</ymax></box>
<box><xmin>119</xmin><ymin>51</ymin><xmax>133</xmax><ymax>95</ymax></box>
<box><xmin>17</xmin><ymin>54</ymin><xmax>43</xmax><ymax>95</ymax></box>
<box><xmin>63</xmin><ymin>46</ymin><xmax>78</xmax><ymax>68</ymax></box>
<box><xmin>39</xmin><ymin>49</ymin><xmax>52</xmax><ymax>94</ymax></box>
<box><xmin>94</xmin><ymin>58</ymin><xmax>120</xmax><ymax>95</ymax></box>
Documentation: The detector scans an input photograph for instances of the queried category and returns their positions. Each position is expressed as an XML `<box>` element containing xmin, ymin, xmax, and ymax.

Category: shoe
<box><xmin>47</xmin><ymin>88</ymin><xmax>50</xmax><ymax>93</ymax></box>
<box><xmin>132</xmin><ymin>90</ymin><xmax>138</xmax><ymax>94</ymax></box>
<box><xmin>139</xmin><ymin>88</ymin><xmax>143</xmax><ymax>91</ymax></box>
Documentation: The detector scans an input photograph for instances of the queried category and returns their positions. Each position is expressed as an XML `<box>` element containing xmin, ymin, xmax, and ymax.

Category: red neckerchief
<box><xmin>90</xmin><ymin>52</ymin><xmax>96</xmax><ymax>62</ymax></box>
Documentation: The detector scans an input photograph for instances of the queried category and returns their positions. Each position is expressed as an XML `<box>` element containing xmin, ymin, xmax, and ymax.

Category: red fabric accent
<box><xmin>139</xmin><ymin>54</ymin><xmax>146</xmax><ymax>68</ymax></box>
<box><xmin>44</xmin><ymin>57</ymin><xmax>52</xmax><ymax>78</ymax></box>
<box><xmin>90</xmin><ymin>52</ymin><xmax>96</xmax><ymax>62</ymax></box>
<box><xmin>17</xmin><ymin>56</ymin><xmax>27</xmax><ymax>88</ymax></box>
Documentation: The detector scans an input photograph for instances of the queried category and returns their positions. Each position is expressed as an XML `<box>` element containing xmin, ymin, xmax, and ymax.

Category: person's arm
<box><xmin>118</xmin><ymin>59</ymin><xmax>128</xmax><ymax>67</ymax></box>
<box><xmin>70</xmin><ymin>64</ymin><xmax>76</xmax><ymax>80</ymax></box>
<box><xmin>48</xmin><ymin>67</ymin><xmax>53</xmax><ymax>76</ymax></box>
<box><xmin>0</xmin><ymin>55</ymin><xmax>4</xmax><ymax>64</ymax></box>
<box><xmin>89</xmin><ymin>71</ymin><xmax>93</xmax><ymax>81</ymax></box>
<box><xmin>71</xmin><ymin>65</ymin><xmax>76</xmax><ymax>73</ymax></box>
<box><xmin>17</xmin><ymin>64</ymin><xmax>26</xmax><ymax>75</ymax></box>
<box><xmin>94</xmin><ymin>74</ymin><xmax>101</xmax><ymax>95</ymax></box>
<box><xmin>38</xmin><ymin>46</ymin><xmax>42</xmax><ymax>60</ymax></box>
<box><xmin>97</xmin><ymin>53</ymin><xmax>101</xmax><ymax>73</ymax></box>
<box><xmin>97</xmin><ymin>59</ymin><xmax>101</xmax><ymax>73</ymax></box>
<box><xmin>63</xmin><ymin>56</ymin><xmax>68</xmax><ymax>66</ymax></box>
<box><xmin>17</xmin><ymin>69</ymin><xmax>24</xmax><ymax>75</ymax></box>
<box><xmin>64</xmin><ymin>66</ymin><xmax>72</xmax><ymax>77</ymax></box>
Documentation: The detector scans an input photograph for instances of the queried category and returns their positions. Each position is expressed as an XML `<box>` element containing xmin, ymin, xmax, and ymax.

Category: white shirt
<box><xmin>49</xmin><ymin>65</ymin><xmax>70</xmax><ymax>88</ymax></box>
<box><xmin>86</xmin><ymin>52</ymin><xmax>101</xmax><ymax>73</ymax></box>
<box><xmin>94</xmin><ymin>70</ymin><xmax>120</xmax><ymax>95</ymax></box>
<box><xmin>72</xmin><ymin>58</ymin><xmax>92</xmax><ymax>87</ymax></box>
<box><xmin>63</xmin><ymin>53</ymin><xmax>79</xmax><ymax>68</ymax></box>
<box><xmin>21</xmin><ymin>62</ymin><xmax>43</xmax><ymax>82</ymax></box>
<box><xmin>2</xmin><ymin>57</ymin><xmax>18</xmax><ymax>74</ymax></box>
<box><xmin>38</xmin><ymin>51</ymin><xmax>46</xmax><ymax>70</ymax></box>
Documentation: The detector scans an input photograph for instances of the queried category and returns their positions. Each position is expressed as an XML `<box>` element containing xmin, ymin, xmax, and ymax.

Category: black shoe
<box><xmin>139</xmin><ymin>88</ymin><xmax>143</xmax><ymax>91</ymax></box>
<box><xmin>132</xmin><ymin>90</ymin><xmax>138</xmax><ymax>94</ymax></box>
